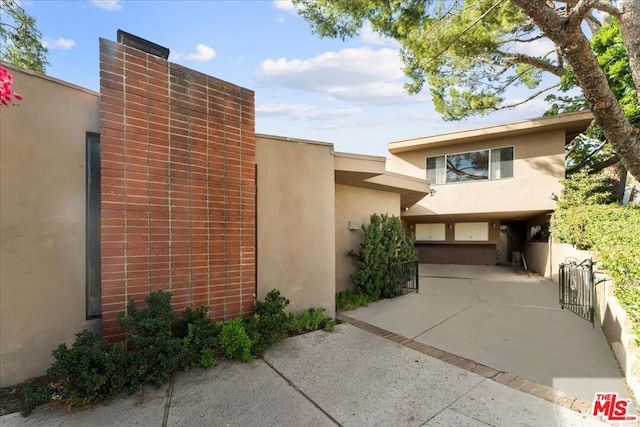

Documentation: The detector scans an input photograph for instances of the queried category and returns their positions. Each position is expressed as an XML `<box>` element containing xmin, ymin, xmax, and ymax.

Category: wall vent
<box><xmin>117</xmin><ymin>29</ymin><xmax>169</xmax><ymax>59</ymax></box>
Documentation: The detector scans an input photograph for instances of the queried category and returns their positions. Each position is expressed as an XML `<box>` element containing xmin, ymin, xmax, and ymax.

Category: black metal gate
<box><xmin>389</xmin><ymin>259</ymin><xmax>419</xmax><ymax>296</ymax></box>
<box><xmin>559</xmin><ymin>258</ymin><xmax>594</xmax><ymax>324</ymax></box>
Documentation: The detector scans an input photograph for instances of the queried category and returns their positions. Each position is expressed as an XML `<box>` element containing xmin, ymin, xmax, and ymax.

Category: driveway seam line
<box><xmin>410</xmin><ymin>301</ymin><xmax>478</xmax><ymax>341</ymax></box>
<box><xmin>419</xmin><ymin>379</ymin><xmax>493</xmax><ymax>427</ymax></box>
<box><xmin>162</xmin><ymin>370</ymin><xmax>176</xmax><ymax>427</ymax></box>
<box><xmin>261</xmin><ymin>357</ymin><xmax>342</xmax><ymax>427</ymax></box>
<box><xmin>337</xmin><ymin>314</ymin><xmax>594</xmax><ymax>418</ymax></box>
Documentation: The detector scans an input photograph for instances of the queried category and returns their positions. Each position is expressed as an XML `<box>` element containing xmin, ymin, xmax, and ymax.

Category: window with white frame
<box><xmin>426</xmin><ymin>146</ymin><xmax>513</xmax><ymax>184</ymax></box>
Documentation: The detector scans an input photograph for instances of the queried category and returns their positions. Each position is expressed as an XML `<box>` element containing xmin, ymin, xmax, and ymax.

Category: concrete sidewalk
<box><xmin>0</xmin><ymin>324</ymin><xmax>618</xmax><ymax>426</ymax></box>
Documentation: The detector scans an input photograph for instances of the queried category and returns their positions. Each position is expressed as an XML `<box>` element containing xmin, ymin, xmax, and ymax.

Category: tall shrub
<box><xmin>348</xmin><ymin>213</ymin><xmax>416</xmax><ymax>299</ymax></box>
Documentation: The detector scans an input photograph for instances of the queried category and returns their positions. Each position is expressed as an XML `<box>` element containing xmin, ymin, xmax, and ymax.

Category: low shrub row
<box><xmin>20</xmin><ymin>289</ymin><xmax>334</xmax><ymax>416</ymax></box>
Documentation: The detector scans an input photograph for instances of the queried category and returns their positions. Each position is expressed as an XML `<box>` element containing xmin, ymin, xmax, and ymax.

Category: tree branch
<box><xmin>498</xmin><ymin>84</ymin><xmax>560</xmax><ymax>109</ymax></box>
<box><xmin>555</xmin><ymin>0</ymin><xmax>621</xmax><ymax>17</ymax></box>
<box><xmin>423</xmin><ymin>0</ymin><xmax>505</xmax><ymax>68</ymax></box>
<box><xmin>499</xmin><ymin>51</ymin><xmax>565</xmax><ymax>76</ymax></box>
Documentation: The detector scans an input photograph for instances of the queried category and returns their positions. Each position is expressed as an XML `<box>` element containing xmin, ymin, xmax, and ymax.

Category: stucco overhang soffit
<box><xmin>334</xmin><ymin>151</ymin><xmax>387</xmax><ymax>184</ymax></box>
<box><xmin>387</xmin><ymin>111</ymin><xmax>594</xmax><ymax>154</ymax></box>
<box><xmin>334</xmin><ymin>152</ymin><xmax>429</xmax><ymax>207</ymax></box>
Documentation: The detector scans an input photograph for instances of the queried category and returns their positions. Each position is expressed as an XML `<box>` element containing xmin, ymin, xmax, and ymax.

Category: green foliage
<box><xmin>0</xmin><ymin>0</ymin><xmax>49</xmax><ymax>73</ymax></box>
<box><xmin>335</xmin><ymin>289</ymin><xmax>377</xmax><ymax>311</ymax></box>
<box><xmin>544</xmin><ymin>18</ymin><xmax>638</xmax><ymax>172</ymax></box>
<box><xmin>118</xmin><ymin>290</ymin><xmax>182</xmax><ymax>391</ymax></box>
<box><xmin>20</xmin><ymin>331</ymin><xmax>129</xmax><ymax>416</ymax></box>
<box><xmin>18</xmin><ymin>289</ymin><xmax>336</xmax><ymax>416</ymax></box>
<box><xmin>243</xmin><ymin>289</ymin><xmax>294</xmax><ymax>357</ymax></box>
<box><xmin>289</xmin><ymin>308</ymin><xmax>335</xmax><ymax>334</ymax></box>
<box><xmin>552</xmin><ymin>202</ymin><xmax>640</xmax><ymax>342</ymax></box>
<box><xmin>293</xmin><ymin>0</ymin><xmax>546</xmax><ymax>120</ymax></box>
<box><xmin>173</xmin><ymin>306</ymin><xmax>220</xmax><ymax>370</ymax></box>
<box><xmin>547</xmin><ymin>19</ymin><xmax>639</xmax><ymax>128</ymax></box>
<box><xmin>219</xmin><ymin>318</ymin><xmax>253</xmax><ymax>362</ymax></box>
<box><xmin>348</xmin><ymin>213</ymin><xmax>416</xmax><ymax>299</ymax></box>
<box><xmin>19</xmin><ymin>380</ymin><xmax>53</xmax><ymax>417</ymax></box>
<box><xmin>556</xmin><ymin>170</ymin><xmax>617</xmax><ymax>210</ymax></box>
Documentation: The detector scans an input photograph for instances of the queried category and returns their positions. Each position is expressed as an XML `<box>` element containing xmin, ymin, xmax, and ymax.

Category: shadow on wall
<box><xmin>524</xmin><ymin>156</ymin><xmax>564</xmax><ymax>176</ymax></box>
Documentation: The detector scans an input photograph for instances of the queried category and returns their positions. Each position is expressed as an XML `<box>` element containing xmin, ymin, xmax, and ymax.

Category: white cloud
<box><xmin>175</xmin><ymin>44</ymin><xmax>216</xmax><ymax>62</ymax></box>
<box><xmin>275</xmin><ymin>15</ymin><xmax>286</xmax><ymax>24</ymax></box>
<box><xmin>42</xmin><ymin>37</ymin><xmax>75</xmax><ymax>50</ymax></box>
<box><xmin>360</xmin><ymin>23</ymin><xmax>400</xmax><ymax>48</ymax></box>
<box><xmin>91</xmin><ymin>0</ymin><xmax>122</xmax><ymax>11</ymax></box>
<box><xmin>510</xmin><ymin>37</ymin><xmax>555</xmax><ymax>58</ymax></box>
<box><xmin>273</xmin><ymin>1</ymin><xmax>297</xmax><ymax>14</ymax></box>
<box><xmin>256</xmin><ymin>47</ymin><xmax>424</xmax><ymax>104</ymax></box>
<box><xmin>257</xmin><ymin>103</ymin><xmax>362</xmax><ymax>121</ymax></box>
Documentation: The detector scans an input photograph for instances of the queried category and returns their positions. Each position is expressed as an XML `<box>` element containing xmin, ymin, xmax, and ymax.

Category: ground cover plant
<box><xmin>17</xmin><ymin>289</ymin><xmax>334</xmax><ymax>416</ymax></box>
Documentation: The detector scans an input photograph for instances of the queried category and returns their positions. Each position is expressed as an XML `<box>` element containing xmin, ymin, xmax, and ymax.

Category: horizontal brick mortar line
<box><xmin>336</xmin><ymin>312</ymin><xmax>592</xmax><ymax>416</ymax></box>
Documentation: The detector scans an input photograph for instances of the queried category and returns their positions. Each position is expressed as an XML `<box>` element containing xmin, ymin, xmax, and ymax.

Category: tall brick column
<box><xmin>99</xmin><ymin>38</ymin><xmax>255</xmax><ymax>341</ymax></box>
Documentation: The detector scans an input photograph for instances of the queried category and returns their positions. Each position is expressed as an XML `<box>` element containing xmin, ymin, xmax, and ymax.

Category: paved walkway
<box><xmin>345</xmin><ymin>264</ymin><xmax>634</xmax><ymax>404</ymax></box>
<box><xmin>0</xmin><ymin>324</ymin><xmax>618</xmax><ymax>426</ymax></box>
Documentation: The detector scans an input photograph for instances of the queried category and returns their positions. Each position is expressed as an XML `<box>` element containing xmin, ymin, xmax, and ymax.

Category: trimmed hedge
<box><xmin>551</xmin><ymin>203</ymin><xmax>640</xmax><ymax>338</ymax></box>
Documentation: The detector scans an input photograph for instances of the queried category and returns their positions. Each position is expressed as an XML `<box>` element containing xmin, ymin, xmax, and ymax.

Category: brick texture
<box><xmin>99</xmin><ymin>38</ymin><xmax>256</xmax><ymax>341</ymax></box>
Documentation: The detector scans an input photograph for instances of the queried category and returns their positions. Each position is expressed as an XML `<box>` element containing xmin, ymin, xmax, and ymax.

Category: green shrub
<box><xmin>173</xmin><ymin>306</ymin><xmax>220</xmax><ymax>370</ymax></box>
<box><xmin>220</xmin><ymin>318</ymin><xmax>253</xmax><ymax>362</ymax></box>
<box><xmin>556</xmin><ymin>170</ymin><xmax>617</xmax><ymax>209</ymax></box>
<box><xmin>118</xmin><ymin>290</ymin><xmax>182</xmax><ymax>391</ymax></box>
<box><xmin>348</xmin><ymin>213</ymin><xmax>416</xmax><ymax>299</ymax></box>
<box><xmin>336</xmin><ymin>290</ymin><xmax>377</xmax><ymax>311</ymax></box>
<box><xmin>244</xmin><ymin>289</ymin><xmax>294</xmax><ymax>357</ymax></box>
<box><xmin>20</xmin><ymin>331</ymin><xmax>129</xmax><ymax>415</ymax></box>
<box><xmin>19</xmin><ymin>380</ymin><xmax>53</xmax><ymax>417</ymax></box>
<box><xmin>18</xmin><ymin>289</ymin><xmax>338</xmax><ymax>416</ymax></box>
<box><xmin>289</xmin><ymin>308</ymin><xmax>335</xmax><ymax>334</ymax></box>
<box><xmin>552</xmin><ymin>201</ymin><xmax>640</xmax><ymax>342</ymax></box>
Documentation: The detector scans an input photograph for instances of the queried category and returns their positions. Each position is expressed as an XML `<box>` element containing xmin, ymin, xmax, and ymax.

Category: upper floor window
<box><xmin>426</xmin><ymin>146</ymin><xmax>513</xmax><ymax>185</ymax></box>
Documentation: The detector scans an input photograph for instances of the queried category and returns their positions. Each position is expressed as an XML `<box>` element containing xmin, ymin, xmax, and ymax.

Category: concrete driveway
<box><xmin>344</xmin><ymin>264</ymin><xmax>634</xmax><ymax>404</ymax></box>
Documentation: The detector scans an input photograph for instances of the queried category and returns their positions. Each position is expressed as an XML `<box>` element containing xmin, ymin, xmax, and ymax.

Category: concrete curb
<box><xmin>337</xmin><ymin>312</ymin><xmax>594</xmax><ymax>416</ymax></box>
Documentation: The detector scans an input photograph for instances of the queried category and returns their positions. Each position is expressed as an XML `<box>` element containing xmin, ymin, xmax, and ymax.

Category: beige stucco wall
<box><xmin>335</xmin><ymin>184</ymin><xmax>400</xmax><ymax>292</ymax></box>
<box><xmin>0</xmin><ymin>65</ymin><xmax>100</xmax><ymax>386</ymax></box>
<box><xmin>256</xmin><ymin>135</ymin><xmax>336</xmax><ymax>317</ymax></box>
<box><xmin>388</xmin><ymin>129</ymin><xmax>565</xmax><ymax>217</ymax></box>
<box><xmin>525</xmin><ymin>239</ymin><xmax>593</xmax><ymax>280</ymax></box>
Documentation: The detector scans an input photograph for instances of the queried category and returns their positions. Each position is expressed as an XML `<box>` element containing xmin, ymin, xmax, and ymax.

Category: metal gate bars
<box><xmin>559</xmin><ymin>258</ymin><xmax>594</xmax><ymax>324</ymax></box>
<box><xmin>389</xmin><ymin>259</ymin><xmax>419</xmax><ymax>296</ymax></box>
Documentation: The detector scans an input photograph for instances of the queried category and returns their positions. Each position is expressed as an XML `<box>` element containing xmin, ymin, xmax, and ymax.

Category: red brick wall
<box><xmin>99</xmin><ymin>38</ymin><xmax>255</xmax><ymax>341</ymax></box>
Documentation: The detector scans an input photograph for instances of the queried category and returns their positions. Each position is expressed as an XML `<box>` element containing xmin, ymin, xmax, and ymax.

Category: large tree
<box><xmin>0</xmin><ymin>0</ymin><xmax>48</xmax><ymax>73</ymax></box>
<box><xmin>293</xmin><ymin>0</ymin><xmax>640</xmax><ymax>181</ymax></box>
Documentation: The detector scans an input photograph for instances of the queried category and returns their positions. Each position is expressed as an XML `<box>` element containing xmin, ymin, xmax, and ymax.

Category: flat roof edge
<box><xmin>388</xmin><ymin>111</ymin><xmax>594</xmax><ymax>153</ymax></box>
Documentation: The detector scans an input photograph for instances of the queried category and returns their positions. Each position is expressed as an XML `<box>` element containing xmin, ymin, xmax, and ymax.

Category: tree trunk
<box><xmin>602</xmin><ymin>160</ymin><xmax>627</xmax><ymax>202</ymax></box>
<box><xmin>619</xmin><ymin>0</ymin><xmax>640</xmax><ymax>101</ymax></box>
<box><xmin>511</xmin><ymin>0</ymin><xmax>640</xmax><ymax>182</ymax></box>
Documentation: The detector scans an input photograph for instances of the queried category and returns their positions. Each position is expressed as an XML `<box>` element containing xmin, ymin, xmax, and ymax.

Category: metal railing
<box><xmin>389</xmin><ymin>259</ymin><xmax>419</xmax><ymax>296</ymax></box>
<box><xmin>559</xmin><ymin>258</ymin><xmax>594</xmax><ymax>324</ymax></box>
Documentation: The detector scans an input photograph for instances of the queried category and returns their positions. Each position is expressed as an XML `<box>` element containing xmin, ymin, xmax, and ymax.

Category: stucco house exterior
<box><xmin>386</xmin><ymin>112</ymin><xmax>593</xmax><ymax>268</ymax></box>
<box><xmin>0</xmin><ymin>31</ymin><xmax>588</xmax><ymax>386</ymax></box>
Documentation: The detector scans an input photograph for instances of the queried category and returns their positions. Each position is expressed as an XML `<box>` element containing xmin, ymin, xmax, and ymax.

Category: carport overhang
<box><xmin>334</xmin><ymin>152</ymin><xmax>429</xmax><ymax>209</ymax></box>
<box><xmin>402</xmin><ymin>209</ymin><xmax>553</xmax><ymax>224</ymax></box>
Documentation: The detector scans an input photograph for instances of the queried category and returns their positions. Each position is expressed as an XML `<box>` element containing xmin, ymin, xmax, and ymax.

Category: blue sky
<box><xmin>24</xmin><ymin>0</ymin><xmax>556</xmax><ymax>156</ymax></box>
